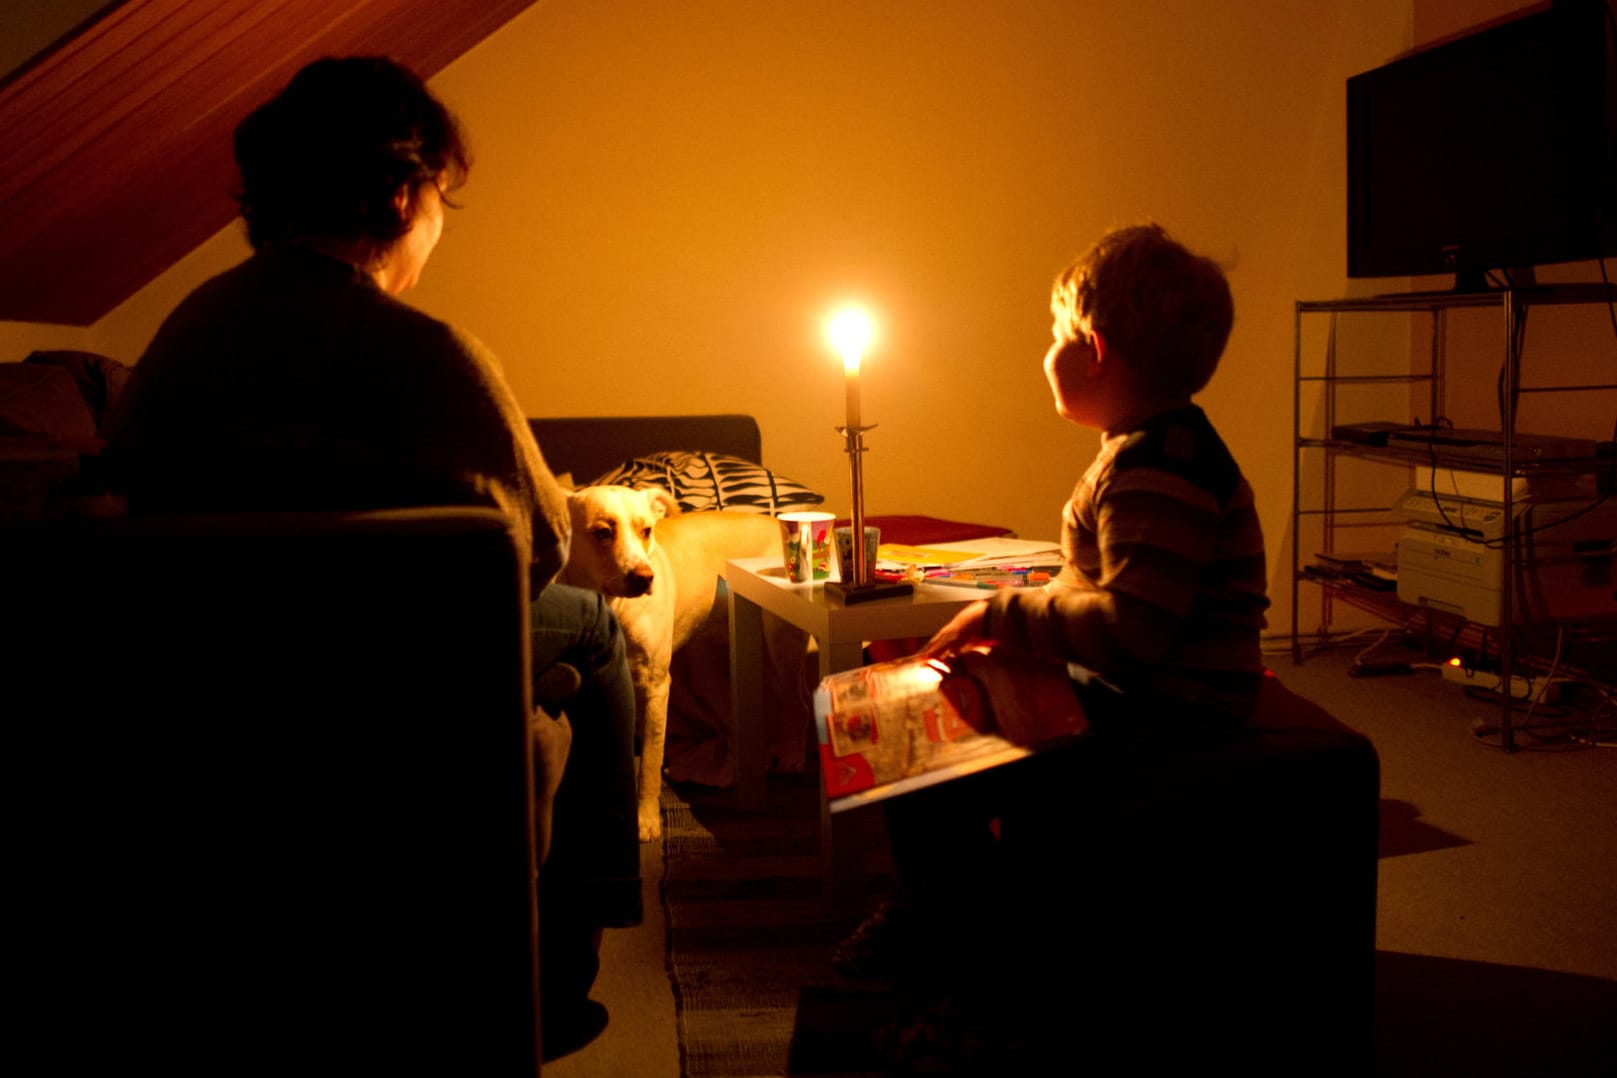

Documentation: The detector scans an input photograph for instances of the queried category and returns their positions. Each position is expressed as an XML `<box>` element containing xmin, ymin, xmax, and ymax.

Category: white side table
<box><xmin>725</xmin><ymin>555</ymin><xmax>988</xmax><ymax>904</ymax></box>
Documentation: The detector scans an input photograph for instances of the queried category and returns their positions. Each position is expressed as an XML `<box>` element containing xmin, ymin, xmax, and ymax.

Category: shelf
<box><xmin>1291</xmin><ymin>282</ymin><xmax>1617</xmax><ymax>752</ymax></box>
<box><xmin>1295</xmin><ymin>575</ymin><xmax>1617</xmax><ymax>683</ymax></box>
<box><xmin>1299</xmin><ymin>574</ymin><xmax>1444</xmax><ymax>628</ymax></box>
<box><xmin>1296</xmin><ymin>373</ymin><xmax>1437</xmax><ymax>384</ymax></box>
<box><xmin>1297</xmin><ymin>439</ymin><xmax>1610</xmax><ymax>477</ymax></box>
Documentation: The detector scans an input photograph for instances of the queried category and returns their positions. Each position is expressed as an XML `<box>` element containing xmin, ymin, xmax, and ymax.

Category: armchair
<box><xmin>4</xmin><ymin>507</ymin><xmax>544</xmax><ymax>1073</ymax></box>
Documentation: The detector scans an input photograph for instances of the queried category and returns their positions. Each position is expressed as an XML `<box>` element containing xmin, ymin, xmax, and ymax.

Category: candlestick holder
<box><xmin>824</xmin><ymin>421</ymin><xmax>913</xmax><ymax>605</ymax></box>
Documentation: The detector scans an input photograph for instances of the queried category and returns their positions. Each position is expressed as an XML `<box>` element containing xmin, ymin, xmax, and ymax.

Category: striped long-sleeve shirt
<box><xmin>983</xmin><ymin>404</ymin><xmax>1269</xmax><ymax>722</ymax></box>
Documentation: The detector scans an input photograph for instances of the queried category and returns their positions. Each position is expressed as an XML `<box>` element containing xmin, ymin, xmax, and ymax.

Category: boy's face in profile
<box><xmin>1042</xmin><ymin>314</ymin><xmax>1103</xmax><ymax>430</ymax></box>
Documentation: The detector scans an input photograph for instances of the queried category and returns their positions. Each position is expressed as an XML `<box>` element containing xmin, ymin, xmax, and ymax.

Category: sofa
<box><xmin>528</xmin><ymin>413</ymin><xmax>765</xmax><ymax>492</ymax></box>
<box><xmin>0</xmin><ymin>350</ymin><xmax>131</xmax><ymax>524</ymax></box>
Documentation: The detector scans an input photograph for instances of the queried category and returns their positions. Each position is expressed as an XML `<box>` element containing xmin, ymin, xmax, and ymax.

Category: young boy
<box><xmin>838</xmin><ymin>222</ymin><xmax>1270</xmax><ymax>1069</ymax></box>
<box><xmin>922</xmin><ymin>221</ymin><xmax>1268</xmax><ymax>723</ymax></box>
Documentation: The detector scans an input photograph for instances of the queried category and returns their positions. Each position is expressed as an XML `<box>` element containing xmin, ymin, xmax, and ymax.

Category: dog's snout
<box><xmin>625</xmin><ymin>567</ymin><xmax>655</xmax><ymax>596</ymax></box>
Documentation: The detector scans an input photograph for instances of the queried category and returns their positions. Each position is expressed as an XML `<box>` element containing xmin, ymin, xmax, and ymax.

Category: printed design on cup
<box><xmin>833</xmin><ymin>525</ymin><xmax>881</xmax><ymax>584</ymax></box>
<box><xmin>779</xmin><ymin>511</ymin><xmax>837</xmax><ymax>582</ymax></box>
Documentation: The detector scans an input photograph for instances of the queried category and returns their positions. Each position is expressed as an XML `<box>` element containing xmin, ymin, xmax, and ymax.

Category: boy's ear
<box><xmin>1085</xmin><ymin>328</ymin><xmax>1111</xmax><ymax>378</ymax></box>
<box><xmin>1089</xmin><ymin>328</ymin><xmax>1111</xmax><ymax>366</ymax></box>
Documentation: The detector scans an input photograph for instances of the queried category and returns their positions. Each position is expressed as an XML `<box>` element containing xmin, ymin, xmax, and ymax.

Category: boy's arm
<box><xmin>983</xmin><ymin>581</ymin><xmax>1185</xmax><ymax>675</ymax></box>
<box><xmin>981</xmin><ymin>465</ymin><xmax>1219</xmax><ymax>679</ymax></box>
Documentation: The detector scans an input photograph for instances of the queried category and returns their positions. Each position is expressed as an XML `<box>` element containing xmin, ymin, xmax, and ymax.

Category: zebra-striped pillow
<box><xmin>589</xmin><ymin>451</ymin><xmax>825</xmax><ymax>515</ymax></box>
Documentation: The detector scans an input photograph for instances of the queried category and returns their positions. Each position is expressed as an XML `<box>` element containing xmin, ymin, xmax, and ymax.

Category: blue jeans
<box><xmin>530</xmin><ymin>583</ymin><xmax>642</xmax><ymax>931</ymax></box>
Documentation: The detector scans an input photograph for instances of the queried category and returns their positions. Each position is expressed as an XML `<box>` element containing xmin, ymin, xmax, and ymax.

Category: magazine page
<box><xmin>813</xmin><ymin>644</ymin><xmax>1090</xmax><ymax>812</ymax></box>
<box><xmin>876</xmin><ymin>536</ymin><xmax>1063</xmax><ymax>572</ymax></box>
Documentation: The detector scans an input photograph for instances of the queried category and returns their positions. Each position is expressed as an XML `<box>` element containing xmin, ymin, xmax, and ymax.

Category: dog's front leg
<box><xmin>633</xmin><ymin>669</ymin><xmax>673</xmax><ymax>841</ymax></box>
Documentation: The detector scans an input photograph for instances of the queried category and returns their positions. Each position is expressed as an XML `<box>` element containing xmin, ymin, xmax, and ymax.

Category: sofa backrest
<box><xmin>529</xmin><ymin>413</ymin><xmax>762</xmax><ymax>487</ymax></box>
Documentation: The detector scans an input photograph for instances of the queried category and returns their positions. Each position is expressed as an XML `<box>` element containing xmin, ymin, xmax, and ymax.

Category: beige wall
<box><xmin>15</xmin><ymin>0</ymin><xmax>1440</xmax><ymax>638</ymax></box>
<box><xmin>1</xmin><ymin>320</ymin><xmax>93</xmax><ymax>354</ymax></box>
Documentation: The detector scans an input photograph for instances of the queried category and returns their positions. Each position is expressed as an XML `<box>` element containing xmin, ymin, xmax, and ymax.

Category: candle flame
<box><xmin>826</xmin><ymin>306</ymin><xmax>875</xmax><ymax>373</ymax></box>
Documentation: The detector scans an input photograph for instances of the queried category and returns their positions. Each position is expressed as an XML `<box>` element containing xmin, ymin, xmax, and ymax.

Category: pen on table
<box><xmin>925</xmin><ymin>572</ymin><xmax>1052</xmax><ymax>590</ymax></box>
<box><xmin>934</xmin><ymin>567</ymin><xmax>1058</xmax><ymax>586</ymax></box>
<box><xmin>924</xmin><ymin>576</ymin><xmax>1002</xmax><ymax>590</ymax></box>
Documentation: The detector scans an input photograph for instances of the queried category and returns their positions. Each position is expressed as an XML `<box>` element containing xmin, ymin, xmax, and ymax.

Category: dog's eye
<box><xmin>591</xmin><ymin>523</ymin><xmax>614</xmax><ymax>541</ymax></box>
<box><xmin>640</xmin><ymin>526</ymin><xmax>653</xmax><ymax>541</ymax></box>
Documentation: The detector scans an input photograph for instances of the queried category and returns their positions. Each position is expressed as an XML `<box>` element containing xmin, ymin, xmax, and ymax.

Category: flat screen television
<box><xmin>1347</xmin><ymin>0</ymin><xmax>1616</xmax><ymax>289</ymax></box>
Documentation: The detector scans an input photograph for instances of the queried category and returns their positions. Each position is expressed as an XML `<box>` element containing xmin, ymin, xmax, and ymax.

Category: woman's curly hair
<box><xmin>233</xmin><ymin>56</ymin><xmax>470</xmax><ymax>250</ymax></box>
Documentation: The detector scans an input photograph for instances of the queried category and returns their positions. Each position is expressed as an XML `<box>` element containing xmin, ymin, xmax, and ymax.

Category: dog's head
<box><xmin>563</xmin><ymin>484</ymin><xmax>680</xmax><ymax>597</ymax></box>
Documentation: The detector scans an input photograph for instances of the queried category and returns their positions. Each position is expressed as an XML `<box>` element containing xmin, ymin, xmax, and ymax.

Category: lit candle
<box><xmin>844</xmin><ymin>347</ymin><xmax>861</xmax><ymax>431</ymax></box>
<box><xmin>827</xmin><ymin>306</ymin><xmax>874</xmax><ymax>431</ymax></box>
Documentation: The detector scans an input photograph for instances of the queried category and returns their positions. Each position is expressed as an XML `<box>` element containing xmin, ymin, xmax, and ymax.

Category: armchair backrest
<box><xmin>3</xmin><ymin>507</ymin><xmax>542</xmax><ymax>1073</ymax></box>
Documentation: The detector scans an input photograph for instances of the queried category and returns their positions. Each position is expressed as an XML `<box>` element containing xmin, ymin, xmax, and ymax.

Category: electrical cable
<box><xmin>1353</xmin><ymin>629</ymin><xmax>1391</xmax><ymax>668</ymax></box>
<box><xmin>1517</xmin><ymin>625</ymin><xmax>1564</xmax><ymax>739</ymax></box>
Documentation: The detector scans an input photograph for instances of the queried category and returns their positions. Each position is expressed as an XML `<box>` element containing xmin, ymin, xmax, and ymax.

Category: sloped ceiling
<box><xmin>0</xmin><ymin>0</ymin><xmax>538</xmax><ymax>326</ymax></box>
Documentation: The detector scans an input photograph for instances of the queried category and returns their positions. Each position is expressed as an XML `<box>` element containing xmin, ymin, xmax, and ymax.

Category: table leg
<box><xmin>728</xmin><ymin>587</ymin><xmax>768</xmax><ymax>812</ymax></box>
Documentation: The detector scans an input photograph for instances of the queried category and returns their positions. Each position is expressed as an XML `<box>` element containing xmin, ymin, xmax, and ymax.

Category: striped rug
<box><xmin>660</xmin><ymin>775</ymin><xmax>895</xmax><ymax>1077</ymax></box>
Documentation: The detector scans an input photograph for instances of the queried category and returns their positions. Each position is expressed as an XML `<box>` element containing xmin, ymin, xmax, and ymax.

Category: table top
<box><xmin>725</xmin><ymin>554</ymin><xmax>986</xmax><ymax>644</ymax></box>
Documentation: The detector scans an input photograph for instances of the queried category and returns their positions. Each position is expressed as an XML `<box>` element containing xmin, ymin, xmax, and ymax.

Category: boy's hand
<box><xmin>948</xmin><ymin>646</ymin><xmax>1090</xmax><ymax>747</ymax></box>
<box><xmin>918</xmin><ymin>599</ymin><xmax>990</xmax><ymax>659</ymax></box>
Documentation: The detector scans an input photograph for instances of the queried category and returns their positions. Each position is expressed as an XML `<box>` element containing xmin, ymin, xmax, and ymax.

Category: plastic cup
<box><xmin>779</xmin><ymin>511</ymin><xmax>835</xmax><ymax>582</ymax></box>
<box><xmin>833</xmin><ymin>525</ymin><xmax>881</xmax><ymax>584</ymax></box>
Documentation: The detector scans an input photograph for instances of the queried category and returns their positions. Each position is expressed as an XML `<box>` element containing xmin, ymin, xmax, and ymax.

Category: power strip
<box><xmin>1440</xmin><ymin>660</ymin><xmax>1549</xmax><ymax>701</ymax></box>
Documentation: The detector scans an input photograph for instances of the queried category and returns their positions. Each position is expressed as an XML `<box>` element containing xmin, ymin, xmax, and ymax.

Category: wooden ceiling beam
<box><xmin>0</xmin><ymin>0</ymin><xmax>537</xmax><ymax>327</ymax></box>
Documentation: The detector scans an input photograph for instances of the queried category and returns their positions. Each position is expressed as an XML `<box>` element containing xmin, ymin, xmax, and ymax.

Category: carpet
<box><xmin>660</xmin><ymin>773</ymin><xmax>896</xmax><ymax>1077</ymax></box>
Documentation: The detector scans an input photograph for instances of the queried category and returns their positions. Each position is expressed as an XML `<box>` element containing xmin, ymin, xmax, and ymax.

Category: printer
<box><xmin>1393</xmin><ymin>479</ymin><xmax>1617</xmax><ymax>627</ymax></box>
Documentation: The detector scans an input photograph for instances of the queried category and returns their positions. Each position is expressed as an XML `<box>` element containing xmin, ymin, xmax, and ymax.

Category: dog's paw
<box><xmin>637</xmin><ymin>803</ymin><xmax>663</xmax><ymax>843</ymax></box>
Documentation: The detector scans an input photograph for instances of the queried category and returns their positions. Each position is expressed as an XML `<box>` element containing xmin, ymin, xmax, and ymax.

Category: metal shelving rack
<box><xmin>1291</xmin><ymin>283</ymin><xmax>1617</xmax><ymax>752</ymax></box>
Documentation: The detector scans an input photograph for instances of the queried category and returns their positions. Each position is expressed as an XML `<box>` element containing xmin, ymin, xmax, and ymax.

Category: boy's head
<box><xmin>1051</xmin><ymin>223</ymin><xmax>1234</xmax><ymax>402</ymax></box>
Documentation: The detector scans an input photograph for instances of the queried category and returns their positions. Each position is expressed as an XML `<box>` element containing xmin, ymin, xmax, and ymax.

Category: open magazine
<box><xmin>876</xmin><ymin>536</ymin><xmax>1063</xmax><ymax>572</ymax></box>
<box><xmin>812</xmin><ymin>643</ymin><xmax>1091</xmax><ymax>812</ymax></box>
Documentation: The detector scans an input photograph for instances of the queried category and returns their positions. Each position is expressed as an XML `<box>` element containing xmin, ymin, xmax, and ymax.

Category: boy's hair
<box><xmin>1052</xmin><ymin>223</ymin><xmax>1234</xmax><ymax>399</ymax></box>
<box><xmin>233</xmin><ymin>56</ymin><xmax>470</xmax><ymax>251</ymax></box>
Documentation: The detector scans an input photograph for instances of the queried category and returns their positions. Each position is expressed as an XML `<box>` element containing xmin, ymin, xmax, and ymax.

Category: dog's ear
<box><xmin>639</xmin><ymin>485</ymin><xmax>680</xmax><ymax>519</ymax></box>
<box><xmin>554</xmin><ymin>471</ymin><xmax>577</xmax><ymax>491</ymax></box>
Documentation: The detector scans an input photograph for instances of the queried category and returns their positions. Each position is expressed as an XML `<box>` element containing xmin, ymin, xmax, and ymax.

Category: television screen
<box><xmin>1347</xmin><ymin>0</ymin><xmax>1616</xmax><ymax>287</ymax></box>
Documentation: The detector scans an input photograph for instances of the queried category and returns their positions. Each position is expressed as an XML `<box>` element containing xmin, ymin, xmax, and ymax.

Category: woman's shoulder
<box><xmin>373</xmin><ymin>299</ymin><xmax>499</xmax><ymax>378</ymax></box>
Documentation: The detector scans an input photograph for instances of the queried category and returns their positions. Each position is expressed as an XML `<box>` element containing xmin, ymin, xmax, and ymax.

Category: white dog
<box><xmin>561</xmin><ymin>484</ymin><xmax>804</xmax><ymax>841</ymax></box>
